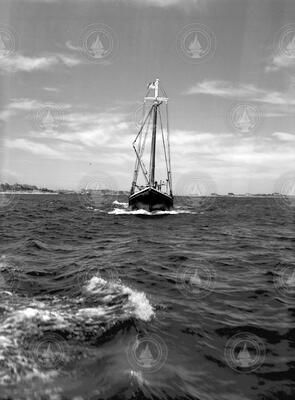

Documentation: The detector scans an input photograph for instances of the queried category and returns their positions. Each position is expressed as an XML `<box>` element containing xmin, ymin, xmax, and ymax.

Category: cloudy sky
<box><xmin>1</xmin><ymin>0</ymin><xmax>295</xmax><ymax>194</ymax></box>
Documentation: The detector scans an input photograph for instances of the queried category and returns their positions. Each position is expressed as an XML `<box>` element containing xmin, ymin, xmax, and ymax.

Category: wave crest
<box><xmin>0</xmin><ymin>273</ymin><xmax>154</xmax><ymax>386</ymax></box>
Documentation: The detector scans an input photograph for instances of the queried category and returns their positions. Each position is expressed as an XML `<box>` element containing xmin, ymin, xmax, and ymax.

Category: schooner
<box><xmin>128</xmin><ymin>79</ymin><xmax>173</xmax><ymax>211</ymax></box>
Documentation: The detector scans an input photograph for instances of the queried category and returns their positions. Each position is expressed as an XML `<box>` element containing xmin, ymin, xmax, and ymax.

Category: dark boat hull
<box><xmin>129</xmin><ymin>187</ymin><xmax>173</xmax><ymax>212</ymax></box>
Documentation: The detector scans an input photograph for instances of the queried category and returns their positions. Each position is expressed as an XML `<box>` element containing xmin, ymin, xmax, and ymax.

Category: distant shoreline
<box><xmin>0</xmin><ymin>191</ymin><xmax>288</xmax><ymax>197</ymax></box>
<box><xmin>0</xmin><ymin>191</ymin><xmax>59</xmax><ymax>195</ymax></box>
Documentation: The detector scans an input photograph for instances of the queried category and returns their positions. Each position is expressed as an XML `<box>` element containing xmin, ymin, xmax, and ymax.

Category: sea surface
<box><xmin>0</xmin><ymin>194</ymin><xmax>294</xmax><ymax>400</ymax></box>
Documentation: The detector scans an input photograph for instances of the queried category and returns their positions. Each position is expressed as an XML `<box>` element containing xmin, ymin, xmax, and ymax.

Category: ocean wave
<box><xmin>84</xmin><ymin>276</ymin><xmax>154</xmax><ymax>321</ymax></box>
<box><xmin>0</xmin><ymin>274</ymin><xmax>154</xmax><ymax>386</ymax></box>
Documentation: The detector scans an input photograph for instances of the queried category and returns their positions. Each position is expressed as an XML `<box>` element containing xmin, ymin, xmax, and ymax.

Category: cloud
<box><xmin>0</xmin><ymin>53</ymin><xmax>82</xmax><ymax>73</ymax></box>
<box><xmin>65</xmin><ymin>41</ymin><xmax>112</xmax><ymax>66</ymax></box>
<box><xmin>124</xmin><ymin>0</ymin><xmax>200</xmax><ymax>6</ymax></box>
<box><xmin>0</xmin><ymin>54</ymin><xmax>57</xmax><ymax>73</ymax></box>
<box><xmin>0</xmin><ymin>109</ymin><xmax>15</xmax><ymax>122</ymax></box>
<box><xmin>184</xmin><ymin>80</ymin><xmax>295</xmax><ymax>106</ymax></box>
<box><xmin>184</xmin><ymin>80</ymin><xmax>266</xmax><ymax>99</ymax></box>
<box><xmin>170</xmin><ymin>128</ymin><xmax>295</xmax><ymax>160</ymax></box>
<box><xmin>20</xmin><ymin>0</ymin><xmax>58</xmax><ymax>2</ymax></box>
<box><xmin>58</xmin><ymin>54</ymin><xmax>81</xmax><ymax>67</ymax></box>
<box><xmin>3</xmin><ymin>106</ymin><xmax>133</xmax><ymax>160</ymax></box>
<box><xmin>265</xmin><ymin>53</ymin><xmax>295</xmax><ymax>72</ymax></box>
<box><xmin>5</xmin><ymin>138</ymin><xmax>62</xmax><ymax>158</ymax></box>
<box><xmin>0</xmin><ymin>98</ymin><xmax>71</xmax><ymax>122</ymax></box>
<box><xmin>4</xmin><ymin>115</ymin><xmax>295</xmax><ymax>193</ymax></box>
<box><xmin>272</xmin><ymin>131</ymin><xmax>295</xmax><ymax>141</ymax></box>
<box><xmin>26</xmin><ymin>0</ymin><xmax>202</xmax><ymax>6</ymax></box>
<box><xmin>65</xmin><ymin>41</ymin><xmax>81</xmax><ymax>52</ymax></box>
<box><xmin>8</xmin><ymin>99</ymin><xmax>49</xmax><ymax>111</ymax></box>
<box><xmin>0</xmin><ymin>99</ymin><xmax>44</xmax><ymax>122</ymax></box>
<box><xmin>38</xmin><ymin>110</ymin><xmax>132</xmax><ymax>148</ymax></box>
<box><xmin>4</xmin><ymin>96</ymin><xmax>294</xmax><ymax>192</ymax></box>
<box><xmin>43</xmin><ymin>87</ymin><xmax>60</xmax><ymax>93</ymax></box>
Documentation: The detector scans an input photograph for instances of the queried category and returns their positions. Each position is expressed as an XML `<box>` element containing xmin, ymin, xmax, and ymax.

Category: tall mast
<box><xmin>149</xmin><ymin>104</ymin><xmax>158</xmax><ymax>186</ymax></box>
<box><xmin>148</xmin><ymin>78</ymin><xmax>160</xmax><ymax>187</ymax></box>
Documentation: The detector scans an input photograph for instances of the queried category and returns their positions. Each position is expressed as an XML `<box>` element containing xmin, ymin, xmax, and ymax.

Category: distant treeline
<box><xmin>81</xmin><ymin>189</ymin><xmax>129</xmax><ymax>195</ymax></box>
<box><xmin>0</xmin><ymin>183</ymin><xmax>54</xmax><ymax>192</ymax></box>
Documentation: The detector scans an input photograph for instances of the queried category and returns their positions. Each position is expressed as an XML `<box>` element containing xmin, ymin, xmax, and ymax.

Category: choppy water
<box><xmin>0</xmin><ymin>194</ymin><xmax>295</xmax><ymax>400</ymax></box>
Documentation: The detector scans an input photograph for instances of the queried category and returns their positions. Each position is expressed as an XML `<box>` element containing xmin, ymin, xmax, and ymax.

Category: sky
<box><xmin>0</xmin><ymin>0</ymin><xmax>295</xmax><ymax>194</ymax></box>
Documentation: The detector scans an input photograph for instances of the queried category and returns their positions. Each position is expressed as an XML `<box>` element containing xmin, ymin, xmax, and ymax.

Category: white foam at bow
<box><xmin>112</xmin><ymin>200</ymin><xmax>128</xmax><ymax>207</ymax></box>
<box><xmin>108</xmin><ymin>208</ymin><xmax>194</xmax><ymax>215</ymax></box>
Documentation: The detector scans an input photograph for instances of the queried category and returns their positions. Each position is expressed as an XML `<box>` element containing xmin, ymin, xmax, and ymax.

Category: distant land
<box><xmin>0</xmin><ymin>183</ymin><xmax>57</xmax><ymax>194</ymax></box>
<box><xmin>0</xmin><ymin>183</ymin><xmax>284</xmax><ymax>197</ymax></box>
<box><xmin>212</xmin><ymin>192</ymin><xmax>283</xmax><ymax>197</ymax></box>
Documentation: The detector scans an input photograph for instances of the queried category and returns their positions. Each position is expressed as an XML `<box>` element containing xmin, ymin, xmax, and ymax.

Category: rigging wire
<box><xmin>158</xmin><ymin>108</ymin><xmax>170</xmax><ymax>193</ymax></box>
<box><xmin>166</xmin><ymin>101</ymin><xmax>173</xmax><ymax>195</ymax></box>
<box><xmin>134</xmin><ymin>106</ymin><xmax>152</xmax><ymax>189</ymax></box>
<box><xmin>131</xmin><ymin>106</ymin><xmax>153</xmax><ymax>187</ymax></box>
